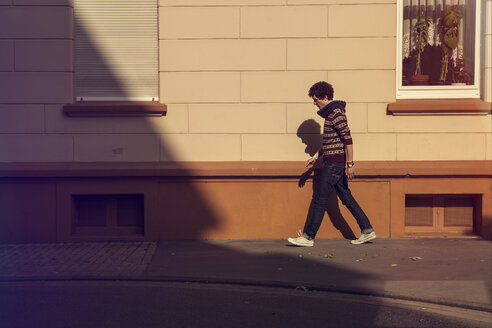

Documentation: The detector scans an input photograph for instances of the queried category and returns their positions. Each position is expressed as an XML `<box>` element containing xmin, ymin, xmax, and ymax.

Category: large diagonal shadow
<box><xmin>70</xmin><ymin>1</ymin><xmax>220</xmax><ymax>240</ymax></box>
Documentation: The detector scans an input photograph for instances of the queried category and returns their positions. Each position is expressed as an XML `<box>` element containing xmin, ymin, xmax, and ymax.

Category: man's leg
<box><xmin>288</xmin><ymin>164</ymin><xmax>338</xmax><ymax>246</ymax></box>
<box><xmin>303</xmin><ymin>163</ymin><xmax>342</xmax><ymax>238</ymax></box>
<box><xmin>334</xmin><ymin>171</ymin><xmax>376</xmax><ymax>244</ymax></box>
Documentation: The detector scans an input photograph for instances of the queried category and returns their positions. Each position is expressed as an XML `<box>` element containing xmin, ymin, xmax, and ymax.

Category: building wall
<box><xmin>0</xmin><ymin>1</ymin><xmax>74</xmax><ymax>162</ymax></box>
<box><xmin>486</xmin><ymin>0</ymin><xmax>492</xmax><ymax>159</ymax></box>
<box><xmin>485</xmin><ymin>0</ymin><xmax>492</xmax><ymax>104</ymax></box>
<box><xmin>0</xmin><ymin>0</ymin><xmax>490</xmax><ymax>243</ymax></box>
<box><xmin>0</xmin><ymin>161</ymin><xmax>490</xmax><ymax>243</ymax></box>
<box><xmin>0</xmin><ymin>0</ymin><xmax>490</xmax><ymax>162</ymax></box>
<box><xmin>156</xmin><ymin>0</ymin><xmax>491</xmax><ymax>163</ymax></box>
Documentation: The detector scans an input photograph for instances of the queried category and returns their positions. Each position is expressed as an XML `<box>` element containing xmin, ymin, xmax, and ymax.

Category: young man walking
<box><xmin>288</xmin><ymin>81</ymin><xmax>376</xmax><ymax>246</ymax></box>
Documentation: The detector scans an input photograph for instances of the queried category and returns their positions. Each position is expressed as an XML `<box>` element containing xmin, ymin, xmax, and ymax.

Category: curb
<box><xmin>2</xmin><ymin>274</ymin><xmax>491</xmax><ymax>314</ymax></box>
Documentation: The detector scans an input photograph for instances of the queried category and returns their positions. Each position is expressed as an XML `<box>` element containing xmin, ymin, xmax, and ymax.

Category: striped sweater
<box><xmin>318</xmin><ymin>101</ymin><xmax>353</xmax><ymax>163</ymax></box>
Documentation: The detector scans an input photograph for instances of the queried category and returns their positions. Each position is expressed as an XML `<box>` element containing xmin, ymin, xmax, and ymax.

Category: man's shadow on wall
<box><xmin>297</xmin><ymin>119</ymin><xmax>356</xmax><ymax>240</ymax></box>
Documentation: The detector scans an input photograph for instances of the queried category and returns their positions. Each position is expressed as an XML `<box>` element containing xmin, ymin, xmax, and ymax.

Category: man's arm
<box><xmin>346</xmin><ymin>144</ymin><xmax>355</xmax><ymax>180</ymax></box>
<box><xmin>304</xmin><ymin>151</ymin><xmax>321</xmax><ymax>169</ymax></box>
<box><xmin>305</xmin><ymin>151</ymin><xmax>320</xmax><ymax>168</ymax></box>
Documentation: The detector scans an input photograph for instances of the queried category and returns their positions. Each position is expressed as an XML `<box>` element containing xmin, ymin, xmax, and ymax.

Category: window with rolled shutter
<box><xmin>74</xmin><ymin>0</ymin><xmax>158</xmax><ymax>101</ymax></box>
<box><xmin>72</xmin><ymin>194</ymin><xmax>144</xmax><ymax>236</ymax></box>
<box><xmin>405</xmin><ymin>194</ymin><xmax>478</xmax><ymax>236</ymax></box>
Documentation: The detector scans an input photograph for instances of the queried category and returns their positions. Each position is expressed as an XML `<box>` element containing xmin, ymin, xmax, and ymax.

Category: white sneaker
<box><xmin>287</xmin><ymin>230</ymin><xmax>314</xmax><ymax>247</ymax></box>
<box><xmin>350</xmin><ymin>231</ymin><xmax>376</xmax><ymax>245</ymax></box>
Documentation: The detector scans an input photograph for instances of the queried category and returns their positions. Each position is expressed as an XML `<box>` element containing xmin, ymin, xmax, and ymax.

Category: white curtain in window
<box><xmin>402</xmin><ymin>0</ymin><xmax>475</xmax><ymax>71</ymax></box>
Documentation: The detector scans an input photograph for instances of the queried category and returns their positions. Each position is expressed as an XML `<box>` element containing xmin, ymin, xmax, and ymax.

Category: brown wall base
<box><xmin>0</xmin><ymin>161</ymin><xmax>490</xmax><ymax>243</ymax></box>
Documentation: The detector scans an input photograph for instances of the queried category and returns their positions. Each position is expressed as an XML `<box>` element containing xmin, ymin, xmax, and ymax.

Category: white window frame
<box><xmin>396</xmin><ymin>0</ymin><xmax>482</xmax><ymax>99</ymax></box>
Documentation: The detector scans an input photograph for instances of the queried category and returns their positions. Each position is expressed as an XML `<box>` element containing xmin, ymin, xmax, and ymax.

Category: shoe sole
<box><xmin>350</xmin><ymin>234</ymin><xmax>376</xmax><ymax>245</ymax></box>
<box><xmin>287</xmin><ymin>238</ymin><xmax>313</xmax><ymax>247</ymax></box>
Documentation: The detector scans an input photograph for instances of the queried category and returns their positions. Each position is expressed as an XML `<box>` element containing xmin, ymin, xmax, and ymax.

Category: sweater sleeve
<box><xmin>332</xmin><ymin>109</ymin><xmax>353</xmax><ymax>145</ymax></box>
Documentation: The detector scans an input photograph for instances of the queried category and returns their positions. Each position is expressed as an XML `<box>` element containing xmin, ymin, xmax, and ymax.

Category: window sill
<box><xmin>387</xmin><ymin>99</ymin><xmax>492</xmax><ymax>116</ymax></box>
<box><xmin>63</xmin><ymin>101</ymin><xmax>167</xmax><ymax>117</ymax></box>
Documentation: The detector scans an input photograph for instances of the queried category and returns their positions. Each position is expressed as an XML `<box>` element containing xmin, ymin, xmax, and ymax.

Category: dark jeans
<box><xmin>305</xmin><ymin>162</ymin><xmax>373</xmax><ymax>239</ymax></box>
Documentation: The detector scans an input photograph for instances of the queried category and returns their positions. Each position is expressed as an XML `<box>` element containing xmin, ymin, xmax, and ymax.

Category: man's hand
<box><xmin>305</xmin><ymin>156</ymin><xmax>317</xmax><ymax>169</ymax></box>
<box><xmin>298</xmin><ymin>168</ymin><xmax>313</xmax><ymax>187</ymax></box>
<box><xmin>347</xmin><ymin>167</ymin><xmax>355</xmax><ymax>180</ymax></box>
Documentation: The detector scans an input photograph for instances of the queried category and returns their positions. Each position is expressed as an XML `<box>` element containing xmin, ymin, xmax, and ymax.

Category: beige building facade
<box><xmin>0</xmin><ymin>0</ymin><xmax>491</xmax><ymax>243</ymax></box>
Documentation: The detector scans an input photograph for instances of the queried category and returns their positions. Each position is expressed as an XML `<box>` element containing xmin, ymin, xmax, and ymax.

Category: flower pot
<box><xmin>410</xmin><ymin>75</ymin><xmax>430</xmax><ymax>85</ymax></box>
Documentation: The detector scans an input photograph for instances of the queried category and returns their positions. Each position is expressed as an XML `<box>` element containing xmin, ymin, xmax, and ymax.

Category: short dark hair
<box><xmin>308</xmin><ymin>81</ymin><xmax>334</xmax><ymax>100</ymax></box>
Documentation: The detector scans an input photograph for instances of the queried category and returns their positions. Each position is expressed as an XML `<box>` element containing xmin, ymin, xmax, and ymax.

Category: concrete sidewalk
<box><xmin>0</xmin><ymin>238</ymin><xmax>491</xmax><ymax>312</ymax></box>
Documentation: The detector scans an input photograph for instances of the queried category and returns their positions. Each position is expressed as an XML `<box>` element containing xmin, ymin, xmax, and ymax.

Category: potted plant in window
<box><xmin>410</xmin><ymin>12</ymin><xmax>432</xmax><ymax>84</ymax></box>
<box><xmin>438</xmin><ymin>6</ymin><xmax>462</xmax><ymax>83</ymax></box>
<box><xmin>449</xmin><ymin>56</ymin><xmax>471</xmax><ymax>85</ymax></box>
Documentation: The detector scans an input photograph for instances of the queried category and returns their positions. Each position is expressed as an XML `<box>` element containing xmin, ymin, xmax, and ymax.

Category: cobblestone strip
<box><xmin>0</xmin><ymin>241</ymin><xmax>157</xmax><ymax>279</ymax></box>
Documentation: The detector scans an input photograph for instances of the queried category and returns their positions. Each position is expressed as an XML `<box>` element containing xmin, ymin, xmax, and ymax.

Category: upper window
<box><xmin>74</xmin><ymin>0</ymin><xmax>159</xmax><ymax>101</ymax></box>
<box><xmin>397</xmin><ymin>0</ymin><xmax>482</xmax><ymax>99</ymax></box>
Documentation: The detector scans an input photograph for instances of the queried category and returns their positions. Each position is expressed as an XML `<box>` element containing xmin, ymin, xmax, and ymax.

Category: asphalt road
<box><xmin>1</xmin><ymin>281</ymin><xmax>491</xmax><ymax>328</ymax></box>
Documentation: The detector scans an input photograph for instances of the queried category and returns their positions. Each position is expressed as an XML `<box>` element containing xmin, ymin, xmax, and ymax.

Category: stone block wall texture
<box><xmin>0</xmin><ymin>0</ymin><xmax>490</xmax><ymax>162</ymax></box>
<box><xmin>0</xmin><ymin>1</ymin><xmax>75</xmax><ymax>162</ymax></box>
<box><xmin>484</xmin><ymin>0</ymin><xmax>492</xmax><ymax>104</ymax></box>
